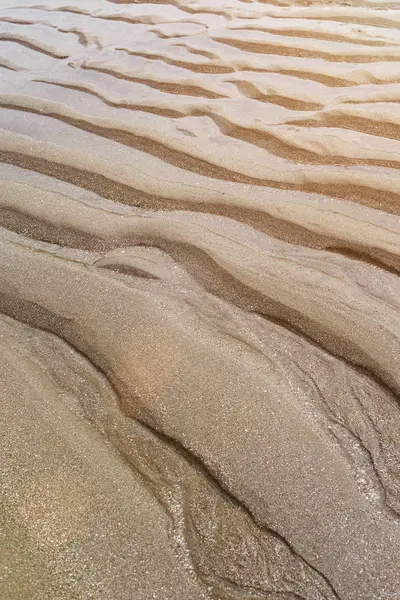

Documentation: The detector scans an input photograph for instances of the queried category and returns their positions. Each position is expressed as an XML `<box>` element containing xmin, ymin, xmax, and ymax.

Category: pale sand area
<box><xmin>0</xmin><ymin>1</ymin><xmax>400</xmax><ymax>599</ymax></box>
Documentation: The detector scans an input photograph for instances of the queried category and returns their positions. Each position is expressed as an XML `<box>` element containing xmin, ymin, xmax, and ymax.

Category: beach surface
<box><xmin>0</xmin><ymin>0</ymin><xmax>400</xmax><ymax>598</ymax></box>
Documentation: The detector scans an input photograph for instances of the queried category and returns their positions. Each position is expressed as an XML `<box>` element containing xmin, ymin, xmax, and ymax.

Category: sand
<box><xmin>0</xmin><ymin>1</ymin><xmax>399</xmax><ymax>599</ymax></box>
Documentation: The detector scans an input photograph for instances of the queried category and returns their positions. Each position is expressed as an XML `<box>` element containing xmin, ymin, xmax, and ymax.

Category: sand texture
<box><xmin>0</xmin><ymin>0</ymin><xmax>399</xmax><ymax>599</ymax></box>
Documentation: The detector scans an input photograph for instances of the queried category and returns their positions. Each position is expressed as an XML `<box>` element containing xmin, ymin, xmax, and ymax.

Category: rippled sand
<box><xmin>0</xmin><ymin>0</ymin><xmax>400</xmax><ymax>599</ymax></box>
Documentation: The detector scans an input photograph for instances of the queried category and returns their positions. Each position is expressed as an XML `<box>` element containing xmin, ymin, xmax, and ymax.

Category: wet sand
<box><xmin>0</xmin><ymin>1</ymin><xmax>400</xmax><ymax>599</ymax></box>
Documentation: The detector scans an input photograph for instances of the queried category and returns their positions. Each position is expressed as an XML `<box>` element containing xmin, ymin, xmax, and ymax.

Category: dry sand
<box><xmin>0</xmin><ymin>0</ymin><xmax>400</xmax><ymax>599</ymax></box>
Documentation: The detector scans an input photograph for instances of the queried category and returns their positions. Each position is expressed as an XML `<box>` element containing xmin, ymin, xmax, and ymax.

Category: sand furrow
<box><xmin>0</xmin><ymin>231</ymin><xmax>400</xmax><ymax>599</ymax></box>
